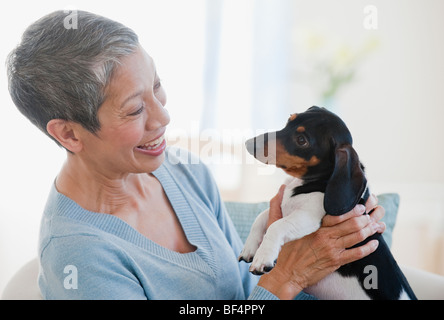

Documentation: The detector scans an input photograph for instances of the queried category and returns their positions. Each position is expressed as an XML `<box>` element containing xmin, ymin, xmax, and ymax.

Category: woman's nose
<box><xmin>145</xmin><ymin>99</ymin><xmax>170</xmax><ymax>131</ymax></box>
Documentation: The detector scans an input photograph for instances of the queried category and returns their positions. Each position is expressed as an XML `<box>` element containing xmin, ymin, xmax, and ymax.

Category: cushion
<box><xmin>225</xmin><ymin>193</ymin><xmax>399</xmax><ymax>248</ymax></box>
<box><xmin>1</xmin><ymin>258</ymin><xmax>42</xmax><ymax>300</ymax></box>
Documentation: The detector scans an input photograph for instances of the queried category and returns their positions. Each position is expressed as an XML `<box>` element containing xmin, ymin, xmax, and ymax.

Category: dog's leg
<box><xmin>239</xmin><ymin>209</ymin><xmax>269</xmax><ymax>263</ymax></box>
<box><xmin>249</xmin><ymin>209</ymin><xmax>323</xmax><ymax>275</ymax></box>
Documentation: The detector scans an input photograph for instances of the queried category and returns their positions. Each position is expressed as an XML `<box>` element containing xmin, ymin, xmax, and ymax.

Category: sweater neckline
<box><xmin>50</xmin><ymin>164</ymin><xmax>215</xmax><ymax>277</ymax></box>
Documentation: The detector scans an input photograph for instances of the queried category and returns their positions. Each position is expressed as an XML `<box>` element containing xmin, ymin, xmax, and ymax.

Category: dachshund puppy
<box><xmin>239</xmin><ymin>106</ymin><xmax>416</xmax><ymax>300</ymax></box>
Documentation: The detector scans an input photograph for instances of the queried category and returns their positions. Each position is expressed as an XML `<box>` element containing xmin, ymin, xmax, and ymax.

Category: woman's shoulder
<box><xmin>39</xmin><ymin>215</ymin><xmax>116</xmax><ymax>259</ymax></box>
<box><xmin>38</xmin><ymin>227</ymin><xmax>143</xmax><ymax>299</ymax></box>
<box><xmin>39</xmin><ymin>184</ymin><xmax>126</xmax><ymax>258</ymax></box>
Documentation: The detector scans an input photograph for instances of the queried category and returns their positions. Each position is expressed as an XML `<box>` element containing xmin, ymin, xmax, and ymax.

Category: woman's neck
<box><xmin>55</xmin><ymin>153</ymin><xmax>150</xmax><ymax>215</ymax></box>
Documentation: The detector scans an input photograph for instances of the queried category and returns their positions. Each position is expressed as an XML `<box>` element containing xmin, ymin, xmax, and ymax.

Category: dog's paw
<box><xmin>248</xmin><ymin>246</ymin><xmax>278</xmax><ymax>275</ymax></box>
<box><xmin>238</xmin><ymin>254</ymin><xmax>253</xmax><ymax>263</ymax></box>
<box><xmin>249</xmin><ymin>262</ymin><xmax>275</xmax><ymax>275</ymax></box>
<box><xmin>238</xmin><ymin>235</ymin><xmax>263</xmax><ymax>263</ymax></box>
<box><xmin>249</xmin><ymin>258</ymin><xmax>276</xmax><ymax>275</ymax></box>
<box><xmin>238</xmin><ymin>245</ymin><xmax>257</xmax><ymax>263</ymax></box>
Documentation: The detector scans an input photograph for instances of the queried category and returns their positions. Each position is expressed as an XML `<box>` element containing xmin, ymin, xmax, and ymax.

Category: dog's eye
<box><xmin>296</xmin><ymin>135</ymin><xmax>309</xmax><ymax>147</ymax></box>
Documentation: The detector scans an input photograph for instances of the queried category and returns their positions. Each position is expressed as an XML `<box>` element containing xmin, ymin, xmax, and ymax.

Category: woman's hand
<box><xmin>266</xmin><ymin>184</ymin><xmax>286</xmax><ymax>229</ymax></box>
<box><xmin>258</xmin><ymin>188</ymin><xmax>385</xmax><ymax>300</ymax></box>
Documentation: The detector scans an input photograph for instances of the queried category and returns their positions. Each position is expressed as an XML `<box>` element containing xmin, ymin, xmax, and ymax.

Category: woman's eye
<box><xmin>296</xmin><ymin>135</ymin><xmax>309</xmax><ymax>147</ymax></box>
<box><xmin>128</xmin><ymin>105</ymin><xmax>144</xmax><ymax>116</ymax></box>
<box><xmin>154</xmin><ymin>80</ymin><xmax>162</xmax><ymax>91</ymax></box>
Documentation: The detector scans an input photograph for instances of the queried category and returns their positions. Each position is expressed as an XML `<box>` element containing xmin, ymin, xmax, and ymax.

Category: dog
<box><xmin>239</xmin><ymin>106</ymin><xmax>416</xmax><ymax>300</ymax></box>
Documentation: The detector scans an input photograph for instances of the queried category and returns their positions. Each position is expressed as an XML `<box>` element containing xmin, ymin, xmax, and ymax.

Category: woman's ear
<box><xmin>46</xmin><ymin>119</ymin><xmax>83</xmax><ymax>153</ymax></box>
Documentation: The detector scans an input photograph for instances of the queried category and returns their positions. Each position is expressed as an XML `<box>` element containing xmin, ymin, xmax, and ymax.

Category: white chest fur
<box><xmin>240</xmin><ymin>178</ymin><xmax>327</xmax><ymax>274</ymax></box>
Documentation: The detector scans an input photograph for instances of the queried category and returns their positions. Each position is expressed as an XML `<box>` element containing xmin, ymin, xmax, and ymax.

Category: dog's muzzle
<box><xmin>245</xmin><ymin>133</ymin><xmax>277</xmax><ymax>164</ymax></box>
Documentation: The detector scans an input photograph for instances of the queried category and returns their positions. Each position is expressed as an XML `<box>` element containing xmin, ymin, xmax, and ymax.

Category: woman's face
<box><xmin>78</xmin><ymin>46</ymin><xmax>170</xmax><ymax>177</ymax></box>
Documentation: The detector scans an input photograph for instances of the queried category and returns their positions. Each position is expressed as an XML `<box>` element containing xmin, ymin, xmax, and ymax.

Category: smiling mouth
<box><xmin>137</xmin><ymin>135</ymin><xmax>165</xmax><ymax>150</ymax></box>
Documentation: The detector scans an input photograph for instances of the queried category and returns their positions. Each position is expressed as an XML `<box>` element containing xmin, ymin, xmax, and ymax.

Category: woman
<box><xmin>7</xmin><ymin>10</ymin><xmax>384</xmax><ymax>300</ymax></box>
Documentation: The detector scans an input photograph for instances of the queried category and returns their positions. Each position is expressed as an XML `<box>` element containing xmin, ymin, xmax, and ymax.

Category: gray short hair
<box><xmin>6</xmin><ymin>10</ymin><xmax>139</xmax><ymax>146</ymax></box>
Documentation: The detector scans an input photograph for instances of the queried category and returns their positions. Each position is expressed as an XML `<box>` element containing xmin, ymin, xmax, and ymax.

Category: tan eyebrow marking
<box><xmin>289</xmin><ymin>113</ymin><xmax>297</xmax><ymax>121</ymax></box>
<box><xmin>297</xmin><ymin>126</ymin><xmax>305</xmax><ymax>133</ymax></box>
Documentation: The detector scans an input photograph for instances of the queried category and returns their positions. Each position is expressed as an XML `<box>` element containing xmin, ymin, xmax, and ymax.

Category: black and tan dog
<box><xmin>239</xmin><ymin>106</ymin><xmax>416</xmax><ymax>300</ymax></box>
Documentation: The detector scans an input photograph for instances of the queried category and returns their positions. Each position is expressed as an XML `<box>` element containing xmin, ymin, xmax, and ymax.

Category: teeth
<box><xmin>139</xmin><ymin>135</ymin><xmax>164</xmax><ymax>150</ymax></box>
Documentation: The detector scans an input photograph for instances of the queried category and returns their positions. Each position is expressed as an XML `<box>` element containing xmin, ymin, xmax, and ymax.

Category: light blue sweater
<box><xmin>38</xmin><ymin>147</ymin><xmax>315</xmax><ymax>300</ymax></box>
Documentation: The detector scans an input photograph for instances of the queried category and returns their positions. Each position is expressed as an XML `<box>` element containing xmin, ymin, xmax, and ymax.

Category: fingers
<box><xmin>276</xmin><ymin>184</ymin><xmax>286</xmax><ymax>202</ymax></box>
<box><xmin>340</xmin><ymin>240</ymin><xmax>379</xmax><ymax>265</ymax></box>
<box><xmin>363</xmin><ymin>194</ymin><xmax>386</xmax><ymax>233</ymax></box>
<box><xmin>267</xmin><ymin>184</ymin><xmax>286</xmax><ymax>229</ymax></box>
<box><xmin>322</xmin><ymin>204</ymin><xmax>366</xmax><ymax>228</ymax></box>
<box><xmin>369</xmin><ymin>205</ymin><xmax>386</xmax><ymax>233</ymax></box>
<box><xmin>322</xmin><ymin>193</ymin><xmax>381</xmax><ymax>227</ymax></box>
<box><xmin>365</xmin><ymin>193</ymin><xmax>378</xmax><ymax>213</ymax></box>
<box><xmin>330</xmin><ymin>206</ymin><xmax>383</xmax><ymax>268</ymax></box>
<box><xmin>322</xmin><ymin>194</ymin><xmax>385</xmax><ymax>235</ymax></box>
<box><xmin>323</xmin><ymin>201</ymin><xmax>386</xmax><ymax>249</ymax></box>
<box><xmin>339</xmin><ymin>219</ymin><xmax>380</xmax><ymax>248</ymax></box>
<box><xmin>330</xmin><ymin>212</ymin><xmax>377</xmax><ymax>247</ymax></box>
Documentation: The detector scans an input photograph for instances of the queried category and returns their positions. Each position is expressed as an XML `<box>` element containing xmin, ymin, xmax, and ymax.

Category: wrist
<box><xmin>257</xmin><ymin>269</ymin><xmax>304</xmax><ymax>300</ymax></box>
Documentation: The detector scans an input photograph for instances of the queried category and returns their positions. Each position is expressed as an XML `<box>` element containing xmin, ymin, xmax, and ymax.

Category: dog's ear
<box><xmin>324</xmin><ymin>144</ymin><xmax>367</xmax><ymax>216</ymax></box>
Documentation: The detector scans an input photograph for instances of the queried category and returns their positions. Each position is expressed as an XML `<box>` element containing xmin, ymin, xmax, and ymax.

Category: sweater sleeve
<box><xmin>247</xmin><ymin>287</ymin><xmax>317</xmax><ymax>300</ymax></box>
<box><xmin>39</xmin><ymin>234</ymin><xmax>147</xmax><ymax>300</ymax></box>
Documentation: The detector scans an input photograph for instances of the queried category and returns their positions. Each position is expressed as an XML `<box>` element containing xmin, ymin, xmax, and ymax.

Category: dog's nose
<box><xmin>245</xmin><ymin>138</ymin><xmax>255</xmax><ymax>156</ymax></box>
